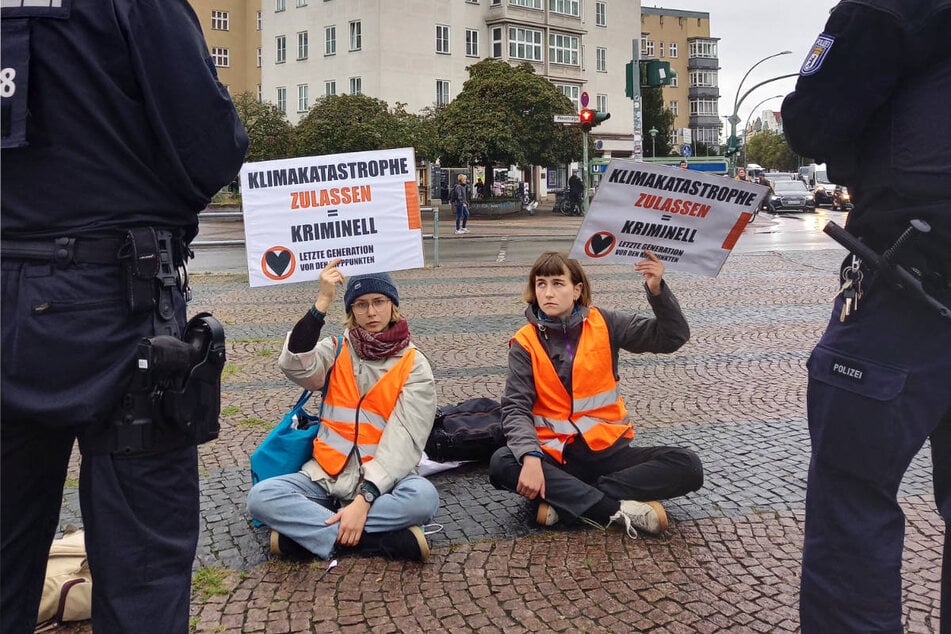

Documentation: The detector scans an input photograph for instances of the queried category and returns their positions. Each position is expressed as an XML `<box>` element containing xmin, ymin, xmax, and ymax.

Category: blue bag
<box><xmin>249</xmin><ymin>336</ymin><xmax>342</xmax><ymax>486</ymax></box>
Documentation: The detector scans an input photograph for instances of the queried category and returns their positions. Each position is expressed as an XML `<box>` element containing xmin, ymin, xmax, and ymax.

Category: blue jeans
<box><xmin>246</xmin><ymin>472</ymin><xmax>439</xmax><ymax>559</ymax></box>
<box><xmin>454</xmin><ymin>202</ymin><xmax>469</xmax><ymax>230</ymax></box>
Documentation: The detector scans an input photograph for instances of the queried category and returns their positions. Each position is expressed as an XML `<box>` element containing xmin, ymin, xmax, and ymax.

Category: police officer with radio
<box><xmin>782</xmin><ymin>1</ymin><xmax>950</xmax><ymax>631</ymax></box>
<box><xmin>0</xmin><ymin>1</ymin><xmax>248</xmax><ymax>632</ymax></box>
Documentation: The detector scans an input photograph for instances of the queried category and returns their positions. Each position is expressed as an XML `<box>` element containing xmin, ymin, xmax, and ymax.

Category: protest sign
<box><xmin>568</xmin><ymin>160</ymin><xmax>767</xmax><ymax>276</ymax></box>
<box><xmin>240</xmin><ymin>147</ymin><xmax>423</xmax><ymax>287</ymax></box>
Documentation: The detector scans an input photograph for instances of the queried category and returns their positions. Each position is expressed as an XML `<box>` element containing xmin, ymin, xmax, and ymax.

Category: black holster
<box><xmin>83</xmin><ymin>313</ymin><xmax>226</xmax><ymax>455</ymax></box>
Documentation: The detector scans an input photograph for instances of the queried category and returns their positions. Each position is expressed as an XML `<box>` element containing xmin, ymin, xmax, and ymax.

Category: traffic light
<box><xmin>638</xmin><ymin>60</ymin><xmax>676</xmax><ymax>88</ymax></box>
<box><xmin>725</xmin><ymin>135</ymin><xmax>741</xmax><ymax>157</ymax></box>
<box><xmin>579</xmin><ymin>109</ymin><xmax>610</xmax><ymax>132</ymax></box>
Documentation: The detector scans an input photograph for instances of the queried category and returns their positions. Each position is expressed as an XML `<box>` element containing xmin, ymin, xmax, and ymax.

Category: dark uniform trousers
<box><xmin>0</xmin><ymin>258</ymin><xmax>199</xmax><ymax>634</ymax></box>
<box><xmin>800</xmin><ymin>270</ymin><xmax>951</xmax><ymax>633</ymax></box>
<box><xmin>489</xmin><ymin>436</ymin><xmax>704</xmax><ymax>521</ymax></box>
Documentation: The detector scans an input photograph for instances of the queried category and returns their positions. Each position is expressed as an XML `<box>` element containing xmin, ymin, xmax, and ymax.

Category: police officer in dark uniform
<box><xmin>0</xmin><ymin>1</ymin><xmax>248</xmax><ymax>632</ymax></box>
<box><xmin>782</xmin><ymin>1</ymin><xmax>950</xmax><ymax>631</ymax></box>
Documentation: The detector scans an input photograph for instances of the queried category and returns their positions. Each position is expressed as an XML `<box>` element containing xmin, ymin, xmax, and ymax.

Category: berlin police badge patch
<box><xmin>800</xmin><ymin>33</ymin><xmax>835</xmax><ymax>76</ymax></box>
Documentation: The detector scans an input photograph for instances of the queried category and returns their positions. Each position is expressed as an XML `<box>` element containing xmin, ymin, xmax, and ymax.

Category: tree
<box><xmin>434</xmin><ymin>59</ymin><xmax>581</xmax><ymax>188</ymax></box>
<box><xmin>295</xmin><ymin>94</ymin><xmax>420</xmax><ymax>157</ymax></box>
<box><xmin>641</xmin><ymin>86</ymin><xmax>675</xmax><ymax>157</ymax></box>
<box><xmin>746</xmin><ymin>130</ymin><xmax>799</xmax><ymax>171</ymax></box>
<box><xmin>232</xmin><ymin>92</ymin><xmax>295</xmax><ymax>162</ymax></box>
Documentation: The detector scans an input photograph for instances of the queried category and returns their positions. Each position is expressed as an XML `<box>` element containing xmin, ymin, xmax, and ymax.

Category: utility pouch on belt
<box><xmin>119</xmin><ymin>227</ymin><xmax>180</xmax><ymax>319</ymax></box>
<box><xmin>86</xmin><ymin>313</ymin><xmax>226</xmax><ymax>455</ymax></box>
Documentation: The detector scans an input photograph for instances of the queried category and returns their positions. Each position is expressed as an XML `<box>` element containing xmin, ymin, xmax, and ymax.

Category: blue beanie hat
<box><xmin>344</xmin><ymin>272</ymin><xmax>399</xmax><ymax>313</ymax></box>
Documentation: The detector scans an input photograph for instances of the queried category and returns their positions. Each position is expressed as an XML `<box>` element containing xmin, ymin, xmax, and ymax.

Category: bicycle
<box><xmin>554</xmin><ymin>189</ymin><xmax>584</xmax><ymax>216</ymax></box>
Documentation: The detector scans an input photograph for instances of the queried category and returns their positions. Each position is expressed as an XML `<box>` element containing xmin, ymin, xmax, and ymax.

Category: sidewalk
<box><xmin>53</xmin><ymin>229</ymin><xmax>943</xmax><ymax>632</ymax></box>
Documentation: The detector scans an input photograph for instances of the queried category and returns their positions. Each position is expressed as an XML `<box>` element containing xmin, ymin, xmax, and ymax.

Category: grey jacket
<box><xmin>501</xmin><ymin>280</ymin><xmax>689</xmax><ymax>462</ymax></box>
<box><xmin>278</xmin><ymin>331</ymin><xmax>437</xmax><ymax>500</ymax></box>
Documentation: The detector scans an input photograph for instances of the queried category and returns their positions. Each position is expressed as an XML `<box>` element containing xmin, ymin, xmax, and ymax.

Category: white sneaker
<box><xmin>462</xmin><ymin>228</ymin><xmax>470</xmax><ymax>233</ymax></box>
<box><xmin>455</xmin><ymin>229</ymin><xmax>464</xmax><ymax>234</ymax></box>
<box><xmin>606</xmin><ymin>500</ymin><xmax>668</xmax><ymax>538</ymax></box>
<box><xmin>536</xmin><ymin>502</ymin><xmax>559</xmax><ymax>526</ymax></box>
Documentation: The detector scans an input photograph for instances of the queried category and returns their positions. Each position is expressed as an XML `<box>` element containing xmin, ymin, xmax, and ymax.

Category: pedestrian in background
<box><xmin>489</xmin><ymin>251</ymin><xmax>703</xmax><ymax>538</ymax></box>
<box><xmin>782</xmin><ymin>1</ymin><xmax>950</xmax><ymax>631</ymax></box>
<box><xmin>0</xmin><ymin>1</ymin><xmax>248</xmax><ymax>632</ymax></box>
<box><xmin>247</xmin><ymin>262</ymin><xmax>439</xmax><ymax>562</ymax></box>
<box><xmin>450</xmin><ymin>173</ymin><xmax>470</xmax><ymax>234</ymax></box>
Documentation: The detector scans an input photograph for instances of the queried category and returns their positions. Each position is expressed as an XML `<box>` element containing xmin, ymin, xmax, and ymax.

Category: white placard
<box><xmin>568</xmin><ymin>159</ymin><xmax>767</xmax><ymax>277</ymax></box>
<box><xmin>240</xmin><ymin>147</ymin><xmax>423</xmax><ymax>287</ymax></box>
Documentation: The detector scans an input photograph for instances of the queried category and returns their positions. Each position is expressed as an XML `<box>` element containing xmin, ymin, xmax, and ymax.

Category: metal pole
<box><xmin>432</xmin><ymin>206</ymin><xmax>439</xmax><ymax>267</ymax></box>
<box><xmin>632</xmin><ymin>39</ymin><xmax>643</xmax><ymax>161</ymax></box>
<box><xmin>742</xmin><ymin>95</ymin><xmax>783</xmax><ymax>170</ymax></box>
<box><xmin>728</xmin><ymin>72</ymin><xmax>798</xmax><ymax>175</ymax></box>
<box><xmin>582</xmin><ymin>130</ymin><xmax>590</xmax><ymax>213</ymax></box>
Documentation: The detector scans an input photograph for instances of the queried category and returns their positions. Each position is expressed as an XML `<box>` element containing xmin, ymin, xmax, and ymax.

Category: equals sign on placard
<box><xmin>328</xmin><ymin>209</ymin><xmax>339</xmax><ymax>217</ymax></box>
<box><xmin>660</xmin><ymin>215</ymin><xmax>672</xmax><ymax>222</ymax></box>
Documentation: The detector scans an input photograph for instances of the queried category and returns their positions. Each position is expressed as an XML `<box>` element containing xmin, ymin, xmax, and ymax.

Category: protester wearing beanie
<box><xmin>248</xmin><ymin>258</ymin><xmax>438</xmax><ymax>564</ymax></box>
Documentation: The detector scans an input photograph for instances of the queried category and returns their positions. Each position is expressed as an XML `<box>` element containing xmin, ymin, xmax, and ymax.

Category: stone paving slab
<box><xmin>52</xmin><ymin>246</ymin><xmax>943</xmax><ymax>633</ymax></box>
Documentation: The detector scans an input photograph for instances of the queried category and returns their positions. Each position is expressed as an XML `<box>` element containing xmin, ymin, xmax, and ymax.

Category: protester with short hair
<box><xmin>489</xmin><ymin>251</ymin><xmax>703</xmax><ymax>538</ymax></box>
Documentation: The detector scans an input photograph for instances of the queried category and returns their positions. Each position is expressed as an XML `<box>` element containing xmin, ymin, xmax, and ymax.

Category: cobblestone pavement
<box><xmin>53</xmin><ymin>216</ymin><xmax>943</xmax><ymax>632</ymax></box>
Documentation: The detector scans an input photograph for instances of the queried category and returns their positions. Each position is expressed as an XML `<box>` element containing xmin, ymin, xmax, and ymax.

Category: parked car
<box><xmin>770</xmin><ymin>180</ymin><xmax>817</xmax><ymax>212</ymax></box>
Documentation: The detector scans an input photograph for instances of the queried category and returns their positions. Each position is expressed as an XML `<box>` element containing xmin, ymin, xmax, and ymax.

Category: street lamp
<box><xmin>727</xmin><ymin>51</ymin><xmax>793</xmax><ymax>174</ymax></box>
<box><xmin>648</xmin><ymin>127</ymin><xmax>658</xmax><ymax>157</ymax></box>
<box><xmin>742</xmin><ymin>95</ymin><xmax>783</xmax><ymax>169</ymax></box>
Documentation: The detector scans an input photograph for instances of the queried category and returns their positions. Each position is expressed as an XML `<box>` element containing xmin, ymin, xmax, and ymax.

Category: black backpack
<box><xmin>425</xmin><ymin>397</ymin><xmax>505</xmax><ymax>463</ymax></box>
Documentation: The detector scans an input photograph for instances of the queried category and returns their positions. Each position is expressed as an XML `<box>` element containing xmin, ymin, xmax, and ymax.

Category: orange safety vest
<box><xmin>312</xmin><ymin>340</ymin><xmax>416</xmax><ymax>476</ymax></box>
<box><xmin>513</xmin><ymin>308</ymin><xmax>632</xmax><ymax>464</ymax></box>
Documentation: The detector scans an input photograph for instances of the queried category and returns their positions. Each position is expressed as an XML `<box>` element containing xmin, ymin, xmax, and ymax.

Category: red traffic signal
<box><xmin>579</xmin><ymin>109</ymin><xmax>595</xmax><ymax>131</ymax></box>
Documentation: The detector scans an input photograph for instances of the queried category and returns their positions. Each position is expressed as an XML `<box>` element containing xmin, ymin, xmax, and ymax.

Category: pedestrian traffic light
<box><xmin>579</xmin><ymin>109</ymin><xmax>610</xmax><ymax>132</ymax></box>
<box><xmin>638</xmin><ymin>60</ymin><xmax>676</xmax><ymax>88</ymax></box>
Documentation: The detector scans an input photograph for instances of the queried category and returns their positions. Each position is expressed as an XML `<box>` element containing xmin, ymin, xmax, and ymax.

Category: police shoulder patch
<box><xmin>800</xmin><ymin>33</ymin><xmax>835</xmax><ymax>76</ymax></box>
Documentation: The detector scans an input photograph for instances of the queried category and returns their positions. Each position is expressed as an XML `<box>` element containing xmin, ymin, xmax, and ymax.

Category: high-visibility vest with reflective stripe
<box><xmin>513</xmin><ymin>308</ymin><xmax>632</xmax><ymax>463</ymax></box>
<box><xmin>312</xmin><ymin>341</ymin><xmax>416</xmax><ymax>476</ymax></box>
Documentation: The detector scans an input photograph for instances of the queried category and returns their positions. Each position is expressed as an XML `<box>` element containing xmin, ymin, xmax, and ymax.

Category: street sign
<box><xmin>553</xmin><ymin>114</ymin><xmax>580</xmax><ymax>124</ymax></box>
<box><xmin>591</xmin><ymin>163</ymin><xmax>607</xmax><ymax>174</ymax></box>
<box><xmin>594</xmin><ymin>139</ymin><xmax>604</xmax><ymax>150</ymax></box>
<box><xmin>580</xmin><ymin>91</ymin><xmax>589</xmax><ymax>107</ymax></box>
<box><xmin>682</xmin><ymin>144</ymin><xmax>693</xmax><ymax>158</ymax></box>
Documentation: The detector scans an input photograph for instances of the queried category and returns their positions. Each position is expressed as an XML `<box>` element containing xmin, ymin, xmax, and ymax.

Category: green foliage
<box><xmin>641</xmin><ymin>87</ymin><xmax>675</xmax><ymax>157</ymax></box>
<box><xmin>295</xmin><ymin>94</ymin><xmax>430</xmax><ymax>157</ymax></box>
<box><xmin>746</xmin><ymin>130</ymin><xmax>799</xmax><ymax>171</ymax></box>
<box><xmin>232</xmin><ymin>92</ymin><xmax>295</xmax><ymax>162</ymax></box>
<box><xmin>435</xmin><ymin>59</ymin><xmax>581</xmax><ymax>172</ymax></box>
<box><xmin>192</xmin><ymin>567</ymin><xmax>232</xmax><ymax>601</ymax></box>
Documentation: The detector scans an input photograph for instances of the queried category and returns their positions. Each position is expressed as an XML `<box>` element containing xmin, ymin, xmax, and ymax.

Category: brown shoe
<box><xmin>607</xmin><ymin>500</ymin><xmax>668</xmax><ymax>538</ymax></box>
<box><xmin>536</xmin><ymin>502</ymin><xmax>559</xmax><ymax>526</ymax></box>
<box><xmin>269</xmin><ymin>530</ymin><xmax>312</xmax><ymax>559</ymax></box>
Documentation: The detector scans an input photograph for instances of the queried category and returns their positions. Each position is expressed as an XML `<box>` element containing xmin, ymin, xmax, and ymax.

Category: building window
<box><xmin>492</xmin><ymin>27</ymin><xmax>503</xmax><ymax>58</ymax></box>
<box><xmin>689</xmin><ymin>40</ymin><xmax>717</xmax><ymax>58</ymax></box>
<box><xmin>465</xmin><ymin>29</ymin><xmax>479</xmax><ymax>57</ymax></box>
<box><xmin>659</xmin><ymin>42</ymin><xmax>665</xmax><ymax>58</ymax></box>
<box><xmin>669</xmin><ymin>100</ymin><xmax>678</xmax><ymax>116</ymax></box>
<box><xmin>277</xmin><ymin>87</ymin><xmax>287</xmax><ymax>113</ymax></box>
<box><xmin>670</xmin><ymin>74</ymin><xmax>679</xmax><ymax>88</ymax></box>
<box><xmin>350</xmin><ymin>76</ymin><xmax>362</xmax><ymax>94</ymax></box>
<box><xmin>275</xmin><ymin>0</ymin><xmax>285</xmax><ymax>12</ymax></box>
<box><xmin>554</xmin><ymin>83</ymin><xmax>580</xmax><ymax>111</ymax></box>
<box><xmin>211</xmin><ymin>47</ymin><xmax>230</xmax><ymax>68</ymax></box>
<box><xmin>298</xmin><ymin>84</ymin><xmax>309</xmax><ymax>112</ymax></box>
<box><xmin>297</xmin><ymin>31</ymin><xmax>309</xmax><ymax>60</ymax></box>
<box><xmin>669</xmin><ymin>43</ymin><xmax>678</xmax><ymax>58</ymax></box>
<box><xmin>510</xmin><ymin>0</ymin><xmax>541</xmax><ymax>7</ymax></box>
<box><xmin>509</xmin><ymin>27</ymin><xmax>542</xmax><ymax>61</ymax></box>
<box><xmin>595</xmin><ymin>2</ymin><xmax>606</xmax><ymax>26</ymax></box>
<box><xmin>596</xmin><ymin>47</ymin><xmax>606</xmax><ymax>72</ymax></box>
<box><xmin>549</xmin><ymin>32</ymin><xmax>579</xmax><ymax>66</ymax></box>
<box><xmin>211</xmin><ymin>10</ymin><xmax>229</xmax><ymax>31</ymax></box>
<box><xmin>596</xmin><ymin>94</ymin><xmax>607</xmax><ymax>112</ymax></box>
<box><xmin>257</xmin><ymin>47</ymin><xmax>262</xmax><ymax>68</ymax></box>
<box><xmin>641</xmin><ymin>39</ymin><xmax>655</xmax><ymax>57</ymax></box>
<box><xmin>689</xmin><ymin>99</ymin><xmax>718</xmax><ymax>116</ymax></box>
<box><xmin>325</xmin><ymin>80</ymin><xmax>336</xmax><ymax>96</ymax></box>
<box><xmin>276</xmin><ymin>36</ymin><xmax>286</xmax><ymax>63</ymax></box>
<box><xmin>549</xmin><ymin>0</ymin><xmax>578</xmax><ymax>17</ymax></box>
<box><xmin>436</xmin><ymin>80</ymin><xmax>451</xmax><ymax>106</ymax></box>
<box><xmin>436</xmin><ymin>25</ymin><xmax>450</xmax><ymax>54</ymax></box>
<box><xmin>689</xmin><ymin>70</ymin><xmax>718</xmax><ymax>87</ymax></box>
<box><xmin>256</xmin><ymin>10</ymin><xmax>262</xmax><ymax>30</ymax></box>
<box><xmin>349</xmin><ymin>21</ymin><xmax>362</xmax><ymax>51</ymax></box>
<box><xmin>296</xmin><ymin>0</ymin><xmax>307</xmax><ymax>6</ymax></box>
<box><xmin>467</xmin><ymin>0</ymin><xmax>479</xmax><ymax>3</ymax></box>
<box><xmin>325</xmin><ymin>26</ymin><xmax>336</xmax><ymax>55</ymax></box>
<box><xmin>257</xmin><ymin>84</ymin><xmax>262</xmax><ymax>102</ymax></box>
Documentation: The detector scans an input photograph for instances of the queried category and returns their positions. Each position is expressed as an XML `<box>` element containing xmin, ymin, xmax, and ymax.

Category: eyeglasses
<box><xmin>351</xmin><ymin>298</ymin><xmax>391</xmax><ymax>314</ymax></box>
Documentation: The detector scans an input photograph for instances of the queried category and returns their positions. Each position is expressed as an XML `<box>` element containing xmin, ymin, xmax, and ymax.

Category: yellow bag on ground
<box><xmin>34</xmin><ymin>527</ymin><xmax>92</xmax><ymax>632</ymax></box>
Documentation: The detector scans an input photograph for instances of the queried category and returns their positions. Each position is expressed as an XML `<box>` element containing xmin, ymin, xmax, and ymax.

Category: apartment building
<box><xmin>261</xmin><ymin>0</ymin><xmax>640</xmax><ymax>156</ymax></box>
<box><xmin>190</xmin><ymin>0</ymin><xmax>263</xmax><ymax>97</ymax></box>
<box><xmin>640</xmin><ymin>7</ymin><xmax>720</xmax><ymax>153</ymax></box>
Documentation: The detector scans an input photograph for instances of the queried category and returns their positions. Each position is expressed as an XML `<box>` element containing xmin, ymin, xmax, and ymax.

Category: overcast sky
<box><xmin>642</xmin><ymin>0</ymin><xmax>838</xmax><ymax>134</ymax></box>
